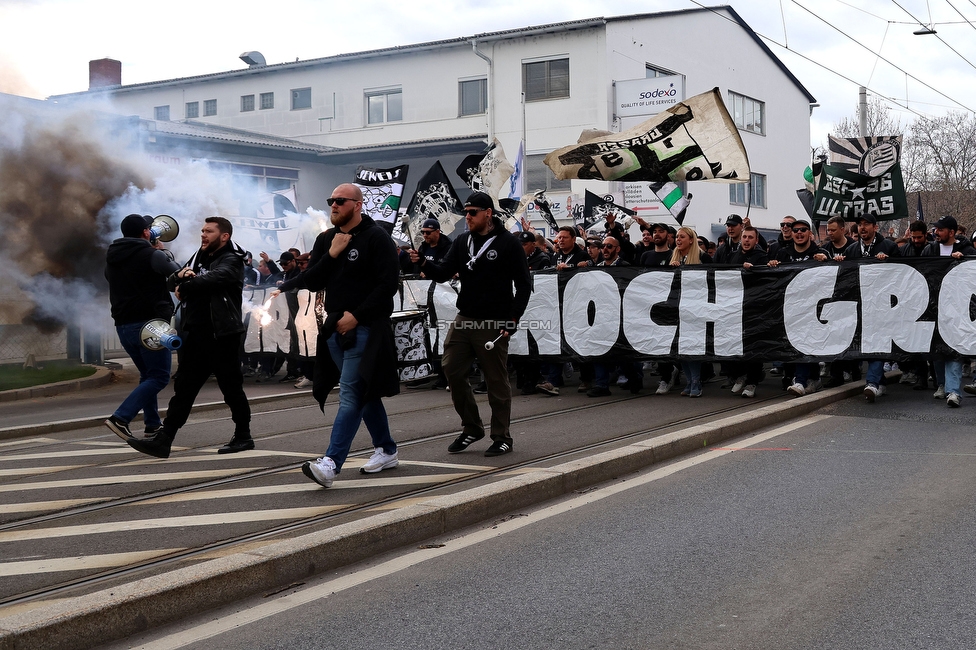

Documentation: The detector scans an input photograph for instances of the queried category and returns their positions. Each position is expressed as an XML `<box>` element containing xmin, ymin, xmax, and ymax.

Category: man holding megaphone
<box><xmin>104</xmin><ymin>214</ymin><xmax>183</xmax><ymax>440</ymax></box>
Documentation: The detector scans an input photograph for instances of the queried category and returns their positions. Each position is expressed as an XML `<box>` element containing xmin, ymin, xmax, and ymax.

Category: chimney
<box><xmin>89</xmin><ymin>58</ymin><xmax>122</xmax><ymax>89</ymax></box>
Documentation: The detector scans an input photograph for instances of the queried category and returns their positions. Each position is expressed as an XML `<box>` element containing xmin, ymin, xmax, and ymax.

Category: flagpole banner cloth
<box><xmin>828</xmin><ymin>135</ymin><xmax>902</xmax><ymax>177</ymax></box>
<box><xmin>455</xmin><ymin>138</ymin><xmax>515</xmax><ymax>204</ymax></box>
<box><xmin>812</xmin><ymin>162</ymin><xmax>908</xmax><ymax>222</ymax></box>
<box><xmin>543</xmin><ymin>88</ymin><xmax>750</xmax><ymax>183</ymax></box>
<box><xmin>354</xmin><ymin>165</ymin><xmax>408</xmax><ymax>228</ymax></box>
<box><xmin>409</xmin><ymin>258</ymin><xmax>976</xmax><ymax>363</ymax></box>
<box><xmin>402</xmin><ymin>161</ymin><xmax>465</xmax><ymax>247</ymax></box>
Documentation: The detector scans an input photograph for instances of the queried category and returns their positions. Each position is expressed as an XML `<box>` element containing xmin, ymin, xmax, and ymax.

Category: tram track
<box><xmin>0</xmin><ymin>393</ymin><xmax>781</xmax><ymax>608</ymax></box>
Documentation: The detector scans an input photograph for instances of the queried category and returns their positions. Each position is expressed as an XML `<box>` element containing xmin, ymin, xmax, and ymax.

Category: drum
<box><xmin>391</xmin><ymin>310</ymin><xmax>433</xmax><ymax>382</ymax></box>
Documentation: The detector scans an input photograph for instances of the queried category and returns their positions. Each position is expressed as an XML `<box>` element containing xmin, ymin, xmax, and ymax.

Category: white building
<box><xmin>54</xmin><ymin>6</ymin><xmax>816</xmax><ymax>241</ymax></box>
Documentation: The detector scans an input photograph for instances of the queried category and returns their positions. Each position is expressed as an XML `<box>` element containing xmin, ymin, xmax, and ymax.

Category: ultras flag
<box><xmin>582</xmin><ymin>190</ymin><xmax>636</xmax><ymax>231</ymax></box>
<box><xmin>354</xmin><ymin>165</ymin><xmax>408</xmax><ymax>232</ymax></box>
<box><xmin>402</xmin><ymin>161</ymin><xmax>465</xmax><ymax>248</ymax></box>
<box><xmin>455</xmin><ymin>138</ymin><xmax>515</xmax><ymax>205</ymax></box>
<box><xmin>543</xmin><ymin>88</ymin><xmax>750</xmax><ymax>184</ymax></box>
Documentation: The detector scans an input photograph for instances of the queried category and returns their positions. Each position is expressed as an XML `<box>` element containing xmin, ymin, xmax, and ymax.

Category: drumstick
<box><xmin>484</xmin><ymin>333</ymin><xmax>505</xmax><ymax>350</ymax></box>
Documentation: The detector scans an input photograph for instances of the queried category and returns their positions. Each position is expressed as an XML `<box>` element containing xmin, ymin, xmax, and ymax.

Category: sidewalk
<box><xmin>0</xmin><ymin>357</ymin><xmax>311</xmax><ymax>439</ymax></box>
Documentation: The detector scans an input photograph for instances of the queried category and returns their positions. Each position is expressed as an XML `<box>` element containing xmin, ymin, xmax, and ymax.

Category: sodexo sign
<box><xmin>614</xmin><ymin>75</ymin><xmax>686</xmax><ymax>118</ymax></box>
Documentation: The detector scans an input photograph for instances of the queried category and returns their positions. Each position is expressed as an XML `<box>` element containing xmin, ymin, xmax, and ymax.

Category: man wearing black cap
<box><xmin>404</xmin><ymin>218</ymin><xmax>452</xmax><ymax>275</ymax></box>
<box><xmin>417</xmin><ymin>191</ymin><xmax>532</xmax><ymax>456</ymax></box>
<box><xmin>520</xmin><ymin>230</ymin><xmax>551</xmax><ymax>270</ymax></box>
<box><xmin>126</xmin><ymin>216</ymin><xmax>253</xmax><ymax>457</ymax></box>
<box><xmin>639</xmin><ymin>223</ymin><xmax>673</xmax><ymax>267</ymax></box>
<box><xmin>104</xmin><ymin>214</ymin><xmax>182</xmax><ymax>440</ymax></box>
<box><xmin>923</xmin><ymin>215</ymin><xmax>975</xmax><ymax>406</ymax></box>
<box><xmin>840</xmin><ymin>214</ymin><xmax>901</xmax><ymax>401</ymax></box>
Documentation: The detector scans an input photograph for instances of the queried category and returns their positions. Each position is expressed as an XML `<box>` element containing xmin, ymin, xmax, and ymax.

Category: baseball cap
<box><xmin>121</xmin><ymin>214</ymin><xmax>151</xmax><ymax>238</ymax></box>
<box><xmin>518</xmin><ymin>231</ymin><xmax>536</xmax><ymax>244</ymax></box>
<box><xmin>463</xmin><ymin>192</ymin><xmax>494</xmax><ymax>210</ymax></box>
<box><xmin>421</xmin><ymin>218</ymin><xmax>440</xmax><ymax>230</ymax></box>
<box><xmin>725</xmin><ymin>214</ymin><xmax>743</xmax><ymax>226</ymax></box>
<box><xmin>934</xmin><ymin>215</ymin><xmax>958</xmax><ymax>230</ymax></box>
<box><xmin>278</xmin><ymin>251</ymin><xmax>295</xmax><ymax>264</ymax></box>
<box><xmin>856</xmin><ymin>214</ymin><xmax>878</xmax><ymax>224</ymax></box>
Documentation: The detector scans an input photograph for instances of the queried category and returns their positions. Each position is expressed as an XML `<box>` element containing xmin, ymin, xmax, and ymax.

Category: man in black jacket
<box><xmin>104</xmin><ymin>214</ymin><xmax>182</xmax><ymax>440</ymax></box>
<box><xmin>417</xmin><ymin>191</ymin><xmax>532</xmax><ymax>456</ymax></box>
<box><xmin>127</xmin><ymin>216</ymin><xmax>253</xmax><ymax>458</ymax></box>
<box><xmin>278</xmin><ymin>184</ymin><xmax>401</xmax><ymax>488</ymax></box>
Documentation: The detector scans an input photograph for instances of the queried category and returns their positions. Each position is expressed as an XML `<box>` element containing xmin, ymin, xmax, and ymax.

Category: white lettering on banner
<box><xmin>939</xmin><ymin>262</ymin><xmax>976</xmax><ymax>355</ymax></box>
<box><xmin>860</xmin><ymin>265</ymin><xmax>932</xmax><ymax>353</ymax></box>
<box><xmin>563</xmin><ymin>272</ymin><xmax>620</xmax><ymax>356</ymax></box>
<box><xmin>510</xmin><ymin>274</ymin><xmax>561</xmax><ymax>355</ymax></box>
<box><xmin>677</xmin><ymin>270</ymin><xmax>744</xmax><ymax>356</ymax></box>
<box><xmin>622</xmin><ymin>272</ymin><xmax>675</xmax><ymax>355</ymax></box>
<box><xmin>784</xmin><ymin>266</ymin><xmax>857</xmax><ymax>356</ymax></box>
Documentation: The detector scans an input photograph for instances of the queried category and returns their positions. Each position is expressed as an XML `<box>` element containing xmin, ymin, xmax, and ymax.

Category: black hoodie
<box><xmin>104</xmin><ymin>237</ymin><xmax>180</xmax><ymax>326</ymax></box>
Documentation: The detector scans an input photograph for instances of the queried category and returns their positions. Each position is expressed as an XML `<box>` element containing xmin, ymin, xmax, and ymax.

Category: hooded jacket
<box><xmin>105</xmin><ymin>237</ymin><xmax>180</xmax><ymax>326</ymax></box>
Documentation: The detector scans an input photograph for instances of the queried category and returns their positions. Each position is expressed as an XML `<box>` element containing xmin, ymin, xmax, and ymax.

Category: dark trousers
<box><xmin>441</xmin><ymin>317</ymin><xmax>512</xmax><ymax>445</ymax></box>
<box><xmin>164</xmin><ymin>331</ymin><xmax>250</xmax><ymax>438</ymax></box>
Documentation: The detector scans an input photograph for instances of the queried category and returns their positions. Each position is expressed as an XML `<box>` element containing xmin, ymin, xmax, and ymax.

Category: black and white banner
<box><xmin>248</xmin><ymin>258</ymin><xmax>976</xmax><ymax>366</ymax></box>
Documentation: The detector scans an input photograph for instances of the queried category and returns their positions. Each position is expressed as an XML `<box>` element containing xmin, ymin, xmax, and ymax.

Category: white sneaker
<box><xmin>655</xmin><ymin>380</ymin><xmax>670</xmax><ymax>395</ymax></box>
<box><xmin>863</xmin><ymin>384</ymin><xmax>880</xmax><ymax>402</ymax></box>
<box><xmin>787</xmin><ymin>382</ymin><xmax>805</xmax><ymax>397</ymax></box>
<box><xmin>883</xmin><ymin>362</ymin><xmax>892</xmax><ymax>372</ymax></box>
<box><xmin>741</xmin><ymin>384</ymin><xmax>757</xmax><ymax>398</ymax></box>
<box><xmin>294</xmin><ymin>377</ymin><xmax>313</xmax><ymax>388</ymax></box>
<box><xmin>302</xmin><ymin>456</ymin><xmax>336</xmax><ymax>488</ymax></box>
<box><xmin>730</xmin><ymin>376</ymin><xmax>747</xmax><ymax>394</ymax></box>
<box><xmin>947</xmin><ymin>392</ymin><xmax>961</xmax><ymax>408</ymax></box>
<box><xmin>934</xmin><ymin>385</ymin><xmax>946</xmax><ymax>399</ymax></box>
<box><xmin>804</xmin><ymin>379</ymin><xmax>821</xmax><ymax>395</ymax></box>
<box><xmin>616</xmin><ymin>374</ymin><xmax>629</xmax><ymax>386</ymax></box>
<box><xmin>361</xmin><ymin>448</ymin><xmax>399</xmax><ymax>473</ymax></box>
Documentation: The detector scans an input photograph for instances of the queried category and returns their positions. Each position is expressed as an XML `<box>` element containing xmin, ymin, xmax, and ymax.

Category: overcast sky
<box><xmin>2</xmin><ymin>0</ymin><xmax>974</xmax><ymax>149</ymax></box>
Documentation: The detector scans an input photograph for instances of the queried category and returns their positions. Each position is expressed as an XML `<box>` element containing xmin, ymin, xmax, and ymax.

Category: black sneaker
<box><xmin>405</xmin><ymin>378</ymin><xmax>433</xmax><ymax>389</ymax></box>
<box><xmin>278</xmin><ymin>375</ymin><xmax>299</xmax><ymax>383</ymax></box>
<box><xmin>104</xmin><ymin>416</ymin><xmax>132</xmax><ymax>441</ymax></box>
<box><xmin>473</xmin><ymin>381</ymin><xmax>488</xmax><ymax>394</ymax></box>
<box><xmin>484</xmin><ymin>440</ymin><xmax>513</xmax><ymax>457</ymax></box>
<box><xmin>447</xmin><ymin>431</ymin><xmax>485</xmax><ymax>453</ymax></box>
<box><xmin>127</xmin><ymin>432</ymin><xmax>174</xmax><ymax>459</ymax></box>
<box><xmin>218</xmin><ymin>434</ymin><xmax>255</xmax><ymax>454</ymax></box>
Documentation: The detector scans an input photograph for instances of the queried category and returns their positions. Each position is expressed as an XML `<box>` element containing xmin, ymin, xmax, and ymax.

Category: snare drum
<box><xmin>391</xmin><ymin>310</ymin><xmax>433</xmax><ymax>382</ymax></box>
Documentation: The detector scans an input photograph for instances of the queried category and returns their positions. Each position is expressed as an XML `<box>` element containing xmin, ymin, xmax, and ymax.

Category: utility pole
<box><xmin>858</xmin><ymin>86</ymin><xmax>868</xmax><ymax>137</ymax></box>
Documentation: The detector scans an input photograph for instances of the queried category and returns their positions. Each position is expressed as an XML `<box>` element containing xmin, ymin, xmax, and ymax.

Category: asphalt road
<box><xmin>108</xmin><ymin>386</ymin><xmax>976</xmax><ymax>650</ymax></box>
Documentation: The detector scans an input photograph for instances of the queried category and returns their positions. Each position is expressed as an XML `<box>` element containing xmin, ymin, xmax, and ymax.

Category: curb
<box><xmin>0</xmin><ymin>390</ymin><xmax>311</xmax><ymax>442</ymax></box>
<box><xmin>0</xmin><ymin>367</ymin><xmax>113</xmax><ymax>404</ymax></box>
<box><xmin>0</xmin><ymin>380</ymin><xmax>865</xmax><ymax>650</ymax></box>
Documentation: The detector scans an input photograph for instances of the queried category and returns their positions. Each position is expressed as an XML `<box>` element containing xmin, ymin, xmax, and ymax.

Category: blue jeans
<box><xmin>865</xmin><ymin>360</ymin><xmax>887</xmax><ymax>387</ymax></box>
<box><xmin>326</xmin><ymin>325</ymin><xmax>396</xmax><ymax>472</ymax></box>
<box><xmin>114</xmin><ymin>322</ymin><xmax>172</xmax><ymax>428</ymax></box>
<box><xmin>934</xmin><ymin>358</ymin><xmax>963</xmax><ymax>394</ymax></box>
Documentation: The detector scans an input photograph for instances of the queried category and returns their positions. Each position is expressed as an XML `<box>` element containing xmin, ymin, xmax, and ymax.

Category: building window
<box><xmin>645</xmin><ymin>64</ymin><xmax>677</xmax><ymax>78</ymax></box>
<box><xmin>729</xmin><ymin>173</ymin><xmax>767</xmax><ymax>208</ymax></box>
<box><xmin>459</xmin><ymin>78</ymin><xmax>487</xmax><ymax>116</ymax></box>
<box><xmin>241</xmin><ymin>94</ymin><xmax>255</xmax><ymax>112</ymax></box>
<box><xmin>185</xmin><ymin>101</ymin><xmax>199</xmax><ymax>119</ymax></box>
<box><xmin>729</xmin><ymin>91</ymin><xmax>765</xmax><ymax>135</ymax></box>
<box><xmin>204</xmin><ymin>99</ymin><xmax>217</xmax><ymax>117</ymax></box>
<box><xmin>522</xmin><ymin>58</ymin><xmax>569</xmax><ymax>101</ymax></box>
<box><xmin>154</xmin><ymin>105</ymin><xmax>170</xmax><ymax>121</ymax></box>
<box><xmin>526</xmin><ymin>153</ymin><xmax>571</xmax><ymax>193</ymax></box>
<box><xmin>291</xmin><ymin>87</ymin><xmax>311</xmax><ymax>110</ymax></box>
<box><xmin>366</xmin><ymin>88</ymin><xmax>402</xmax><ymax>124</ymax></box>
<box><xmin>260</xmin><ymin>92</ymin><xmax>274</xmax><ymax>110</ymax></box>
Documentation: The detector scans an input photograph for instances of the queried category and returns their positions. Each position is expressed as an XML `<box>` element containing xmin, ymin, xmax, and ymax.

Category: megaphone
<box><xmin>149</xmin><ymin>215</ymin><xmax>179</xmax><ymax>244</ymax></box>
<box><xmin>140</xmin><ymin>319</ymin><xmax>182</xmax><ymax>351</ymax></box>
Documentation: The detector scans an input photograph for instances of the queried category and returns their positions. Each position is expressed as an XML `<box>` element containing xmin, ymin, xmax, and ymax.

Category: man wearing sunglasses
<box><xmin>404</xmin><ymin>218</ymin><xmax>452</xmax><ymax>276</ymax></box>
<box><xmin>766</xmin><ymin>215</ymin><xmax>796</xmax><ymax>258</ymax></box>
<box><xmin>768</xmin><ymin>218</ymin><xmax>825</xmax><ymax>397</ymax></box>
<box><xmin>417</xmin><ymin>191</ymin><xmax>531</xmax><ymax>457</ymax></box>
<box><xmin>276</xmin><ymin>184</ymin><xmax>401</xmax><ymax>488</ymax></box>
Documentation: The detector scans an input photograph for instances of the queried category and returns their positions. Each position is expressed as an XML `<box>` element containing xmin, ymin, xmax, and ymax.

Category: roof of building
<box><xmin>51</xmin><ymin>6</ymin><xmax>814</xmax><ymax>103</ymax></box>
<box><xmin>146</xmin><ymin>119</ymin><xmax>339</xmax><ymax>153</ymax></box>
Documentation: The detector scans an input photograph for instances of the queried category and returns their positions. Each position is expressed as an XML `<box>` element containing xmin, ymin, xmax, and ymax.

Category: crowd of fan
<box><xmin>242</xmin><ymin>209</ymin><xmax>975</xmax><ymax>409</ymax></box>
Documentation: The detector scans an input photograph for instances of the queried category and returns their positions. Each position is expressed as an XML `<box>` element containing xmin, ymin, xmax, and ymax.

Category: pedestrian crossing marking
<box><xmin>0</xmin><ymin>466</ymin><xmax>85</xmax><ymax>477</ymax></box>
<box><xmin>0</xmin><ymin>438</ymin><xmax>61</xmax><ymax>448</ymax></box>
<box><xmin>0</xmin><ymin>448</ymin><xmax>135</xmax><ymax>463</ymax></box>
<box><xmin>135</xmin><ymin>472</ymin><xmax>476</xmax><ymax>505</ymax></box>
<box><xmin>0</xmin><ymin>506</ymin><xmax>340</xmax><ymax>543</ymax></box>
<box><xmin>0</xmin><ymin>549</ymin><xmax>185</xmax><ymax>577</ymax></box>
<box><xmin>0</xmin><ymin>469</ymin><xmax>242</xmax><ymax>494</ymax></box>
<box><xmin>0</xmin><ymin>498</ymin><xmax>111</xmax><ymax>515</ymax></box>
<box><xmin>110</xmin><ymin>450</ymin><xmax>314</xmax><ymax>466</ymax></box>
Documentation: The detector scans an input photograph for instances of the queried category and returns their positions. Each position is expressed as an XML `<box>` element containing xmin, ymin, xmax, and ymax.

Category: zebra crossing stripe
<box><xmin>0</xmin><ymin>469</ymin><xmax>242</xmax><ymax>494</ymax></box>
<box><xmin>0</xmin><ymin>549</ymin><xmax>185</xmax><ymax>577</ymax></box>
<box><xmin>0</xmin><ymin>506</ymin><xmax>340</xmax><ymax>543</ymax></box>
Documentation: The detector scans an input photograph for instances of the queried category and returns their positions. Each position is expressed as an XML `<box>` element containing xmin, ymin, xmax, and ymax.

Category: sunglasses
<box><xmin>326</xmin><ymin>197</ymin><xmax>358</xmax><ymax>206</ymax></box>
<box><xmin>464</xmin><ymin>208</ymin><xmax>483</xmax><ymax>216</ymax></box>
<box><xmin>792</xmin><ymin>227</ymin><xmax>810</xmax><ymax>233</ymax></box>
<box><xmin>602</xmin><ymin>244</ymin><xmax>617</xmax><ymax>250</ymax></box>
<box><xmin>421</xmin><ymin>230</ymin><xmax>436</xmax><ymax>235</ymax></box>
<box><xmin>780</xmin><ymin>222</ymin><xmax>795</xmax><ymax>228</ymax></box>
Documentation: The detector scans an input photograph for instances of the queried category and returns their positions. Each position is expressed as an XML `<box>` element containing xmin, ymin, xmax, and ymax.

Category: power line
<box><xmin>943</xmin><ymin>0</ymin><xmax>976</xmax><ymax>34</ymax></box>
<box><xmin>685</xmin><ymin>0</ymin><xmax>934</xmax><ymax>122</ymax></box>
<box><xmin>890</xmin><ymin>0</ymin><xmax>976</xmax><ymax>74</ymax></box>
<box><xmin>791</xmin><ymin>0</ymin><xmax>976</xmax><ymax>113</ymax></box>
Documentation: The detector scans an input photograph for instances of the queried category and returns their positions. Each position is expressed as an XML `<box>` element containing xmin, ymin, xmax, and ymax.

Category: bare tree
<box><xmin>832</xmin><ymin>97</ymin><xmax>905</xmax><ymax>139</ymax></box>
<box><xmin>908</xmin><ymin>112</ymin><xmax>976</xmax><ymax>229</ymax></box>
